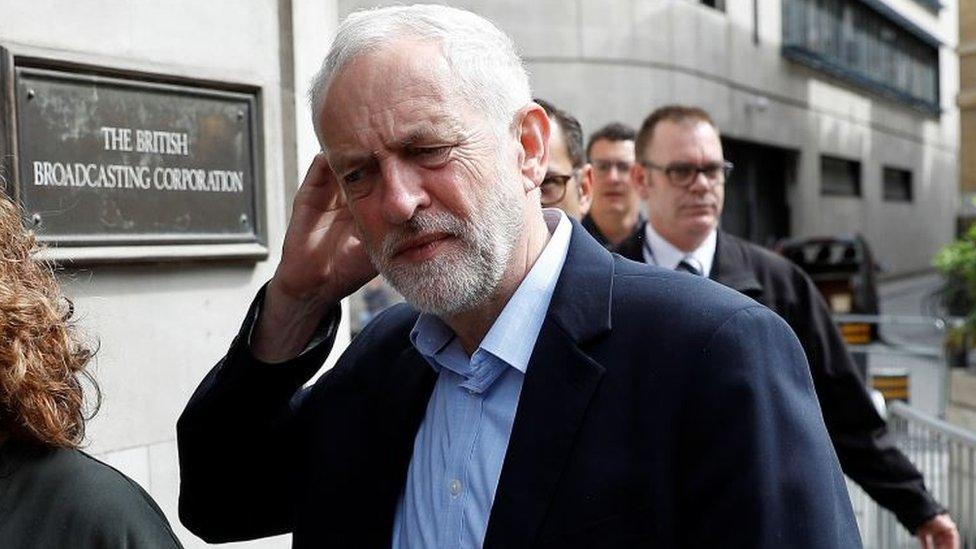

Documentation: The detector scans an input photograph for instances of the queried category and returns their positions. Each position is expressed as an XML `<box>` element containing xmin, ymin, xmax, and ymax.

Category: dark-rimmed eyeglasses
<box><xmin>592</xmin><ymin>159</ymin><xmax>633</xmax><ymax>174</ymax></box>
<box><xmin>641</xmin><ymin>161</ymin><xmax>733</xmax><ymax>188</ymax></box>
<box><xmin>540</xmin><ymin>171</ymin><xmax>577</xmax><ymax>206</ymax></box>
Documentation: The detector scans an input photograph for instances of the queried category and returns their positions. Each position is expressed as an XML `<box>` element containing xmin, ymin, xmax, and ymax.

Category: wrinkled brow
<box><xmin>327</xmin><ymin>115</ymin><xmax>468</xmax><ymax>170</ymax></box>
<box><xmin>399</xmin><ymin>120</ymin><xmax>466</xmax><ymax>148</ymax></box>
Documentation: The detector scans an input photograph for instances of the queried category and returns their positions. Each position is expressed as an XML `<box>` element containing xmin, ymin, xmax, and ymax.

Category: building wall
<box><xmin>342</xmin><ymin>0</ymin><xmax>958</xmax><ymax>274</ymax></box>
<box><xmin>0</xmin><ymin>1</ymin><xmax>343</xmax><ymax>547</ymax></box>
<box><xmin>961</xmin><ymin>0</ymin><xmax>976</xmax><ymax>212</ymax></box>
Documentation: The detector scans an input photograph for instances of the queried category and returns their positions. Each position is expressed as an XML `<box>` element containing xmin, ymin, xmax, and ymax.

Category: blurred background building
<box><xmin>489</xmin><ymin>0</ymin><xmax>957</xmax><ymax>275</ymax></box>
<box><xmin>961</xmin><ymin>0</ymin><xmax>976</xmax><ymax>229</ymax></box>
<box><xmin>0</xmin><ymin>1</ymin><xmax>962</xmax><ymax>547</ymax></box>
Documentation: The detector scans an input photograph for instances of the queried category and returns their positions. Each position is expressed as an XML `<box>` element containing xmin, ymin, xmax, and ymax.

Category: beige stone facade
<box><xmin>962</xmin><ymin>0</ymin><xmax>976</xmax><ymax>219</ymax></box>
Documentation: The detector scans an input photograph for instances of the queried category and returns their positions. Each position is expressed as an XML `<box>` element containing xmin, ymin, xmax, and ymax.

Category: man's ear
<box><xmin>578</xmin><ymin>163</ymin><xmax>594</xmax><ymax>217</ymax></box>
<box><xmin>515</xmin><ymin>103</ymin><xmax>550</xmax><ymax>193</ymax></box>
<box><xmin>632</xmin><ymin>162</ymin><xmax>650</xmax><ymax>200</ymax></box>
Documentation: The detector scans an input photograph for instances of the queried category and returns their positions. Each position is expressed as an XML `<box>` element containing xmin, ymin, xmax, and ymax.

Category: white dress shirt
<box><xmin>641</xmin><ymin>222</ymin><xmax>717</xmax><ymax>277</ymax></box>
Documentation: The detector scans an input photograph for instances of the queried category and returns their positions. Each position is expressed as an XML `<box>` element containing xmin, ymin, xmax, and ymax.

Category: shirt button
<box><xmin>449</xmin><ymin>479</ymin><xmax>462</xmax><ymax>496</ymax></box>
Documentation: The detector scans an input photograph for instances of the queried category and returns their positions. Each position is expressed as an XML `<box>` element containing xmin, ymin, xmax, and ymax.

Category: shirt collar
<box><xmin>643</xmin><ymin>221</ymin><xmax>717</xmax><ymax>277</ymax></box>
<box><xmin>410</xmin><ymin>209</ymin><xmax>572</xmax><ymax>375</ymax></box>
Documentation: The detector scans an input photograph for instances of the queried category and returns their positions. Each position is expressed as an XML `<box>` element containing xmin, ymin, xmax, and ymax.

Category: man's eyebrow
<box><xmin>328</xmin><ymin>122</ymin><xmax>465</xmax><ymax>168</ymax></box>
<box><xmin>399</xmin><ymin>128</ymin><xmax>457</xmax><ymax>148</ymax></box>
<box><xmin>329</xmin><ymin>150</ymin><xmax>375</xmax><ymax>171</ymax></box>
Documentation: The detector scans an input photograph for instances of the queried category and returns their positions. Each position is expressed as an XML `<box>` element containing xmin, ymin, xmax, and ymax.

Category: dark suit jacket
<box><xmin>581</xmin><ymin>213</ymin><xmax>644</xmax><ymax>249</ymax></box>
<box><xmin>178</xmin><ymin>222</ymin><xmax>860</xmax><ymax>548</ymax></box>
<box><xmin>616</xmin><ymin>226</ymin><xmax>945</xmax><ymax>531</ymax></box>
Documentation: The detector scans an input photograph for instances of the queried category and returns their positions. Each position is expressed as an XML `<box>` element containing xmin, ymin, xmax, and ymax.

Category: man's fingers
<box><xmin>915</xmin><ymin>518</ymin><xmax>960</xmax><ymax>549</ymax></box>
<box><xmin>296</xmin><ymin>153</ymin><xmax>347</xmax><ymax>212</ymax></box>
<box><xmin>302</xmin><ymin>152</ymin><xmax>333</xmax><ymax>188</ymax></box>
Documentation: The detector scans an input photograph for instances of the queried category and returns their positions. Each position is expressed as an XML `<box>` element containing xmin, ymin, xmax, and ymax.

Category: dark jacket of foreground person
<box><xmin>0</xmin><ymin>437</ymin><xmax>183</xmax><ymax>548</ymax></box>
<box><xmin>178</xmin><ymin>223</ymin><xmax>861</xmax><ymax>548</ymax></box>
<box><xmin>617</xmin><ymin>226</ymin><xmax>946</xmax><ymax>531</ymax></box>
<box><xmin>0</xmin><ymin>190</ymin><xmax>183</xmax><ymax>549</ymax></box>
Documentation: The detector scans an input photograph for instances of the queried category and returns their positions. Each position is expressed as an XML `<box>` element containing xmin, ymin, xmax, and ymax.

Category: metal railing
<box><xmin>827</xmin><ymin>313</ymin><xmax>976</xmax><ymax>547</ymax></box>
<box><xmin>848</xmin><ymin>402</ymin><xmax>976</xmax><ymax>548</ymax></box>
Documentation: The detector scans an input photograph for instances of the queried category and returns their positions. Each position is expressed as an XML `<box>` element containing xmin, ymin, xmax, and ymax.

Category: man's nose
<box><xmin>380</xmin><ymin>158</ymin><xmax>430</xmax><ymax>224</ymax></box>
<box><xmin>608</xmin><ymin>166</ymin><xmax>628</xmax><ymax>182</ymax></box>
<box><xmin>686</xmin><ymin>170</ymin><xmax>712</xmax><ymax>193</ymax></box>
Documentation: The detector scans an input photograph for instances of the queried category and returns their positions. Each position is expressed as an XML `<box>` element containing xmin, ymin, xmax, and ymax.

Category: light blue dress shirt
<box><xmin>391</xmin><ymin>210</ymin><xmax>572</xmax><ymax>548</ymax></box>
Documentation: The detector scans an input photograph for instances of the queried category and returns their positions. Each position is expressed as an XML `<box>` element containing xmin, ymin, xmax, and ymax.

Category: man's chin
<box><xmin>389</xmin><ymin>271</ymin><xmax>491</xmax><ymax>317</ymax></box>
<box><xmin>681</xmin><ymin>216</ymin><xmax>718</xmax><ymax>237</ymax></box>
<box><xmin>597</xmin><ymin>198</ymin><xmax>630</xmax><ymax>214</ymax></box>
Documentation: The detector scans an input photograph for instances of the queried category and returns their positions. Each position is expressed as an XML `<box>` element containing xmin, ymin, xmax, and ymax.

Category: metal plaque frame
<box><xmin>0</xmin><ymin>46</ymin><xmax>268</xmax><ymax>263</ymax></box>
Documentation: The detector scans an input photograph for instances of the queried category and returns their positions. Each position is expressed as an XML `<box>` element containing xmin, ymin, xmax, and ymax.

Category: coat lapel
<box><xmin>710</xmin><ymin>231</ymin><xmax>763</xmax><ymax>297</ymax></box>
<box><xmin>484</xmin><ymin>221</ymin><xmax>613</xmax><ymax>547</ymax></box>
<box><xmin>376</xmin><ymin>345</ymin><xmax>437</xmax><ymax>450</ymax></box>
<box><xmin>373</xmin><ymin>345</ymin><xmax>437</xmax><ymax>535</ymax></box>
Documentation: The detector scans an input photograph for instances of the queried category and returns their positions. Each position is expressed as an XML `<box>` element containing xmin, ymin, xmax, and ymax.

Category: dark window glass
<box><xmin>821</xmin><ymin>155</ymin><xmax>862</xmax><ymax>197</ymax></box>
<box><xmin>700</xmin><ymin>0</ymin><xmax>725</xmax><ymax>11</ymax></box>
<box><xmin>882</xmin><ymin>166</ymin><xmax>913</xmax><ymax>201</ymax></box>
<box><xmin>782</xmin><ymin>0</ymin><xmax>939</xmax><ymax>112</ymax></box>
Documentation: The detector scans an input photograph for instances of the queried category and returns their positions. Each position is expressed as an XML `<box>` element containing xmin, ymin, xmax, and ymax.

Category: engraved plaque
<box><xmin>3</xmin><ymin>57</ymin><xmax>264</xmax><ymax>251</ymax></box>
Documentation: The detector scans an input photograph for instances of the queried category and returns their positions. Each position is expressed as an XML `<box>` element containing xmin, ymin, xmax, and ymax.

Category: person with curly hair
<box><xmin>0</xmin><ymin>191</ymin><xmax>183</xmax><ymax>548</ymax></box>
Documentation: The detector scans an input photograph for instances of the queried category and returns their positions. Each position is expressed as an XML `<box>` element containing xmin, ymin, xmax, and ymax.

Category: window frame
<box><xmin>820</xmin><ymin>155</ymin><xmax>863</xmax><ymax>197</ymax></box>
<box><xmin>882</xmin><ymin>165</ymin><xmax>914</xmax><ymax>202</ymax></box>
<box><xmin>781</xmin><ymin>0</ymin><xmax>941</xmax><ymax>114</ymax></box>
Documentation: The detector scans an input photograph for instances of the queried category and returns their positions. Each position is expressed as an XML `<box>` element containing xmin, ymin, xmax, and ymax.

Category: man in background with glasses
<box><xmin>534</xmin><ymin>98</ymin><xmax>592</xmax><ymax>221</ymax></box>
<box><xmin>616</xmin><ymin>104</ymin><xmax>959</xmax><ymax>548</ymax></box>
<box><xmin>581</xmin><ymin>123</ymin><xmax>643</xmax><ymax>247</ymax></box>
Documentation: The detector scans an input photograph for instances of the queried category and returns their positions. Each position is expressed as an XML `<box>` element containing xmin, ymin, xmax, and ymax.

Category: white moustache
<box><xmin>380</xmin><ymin>212</ymin><xmax>468</xmax><ymax>260</ymax></box>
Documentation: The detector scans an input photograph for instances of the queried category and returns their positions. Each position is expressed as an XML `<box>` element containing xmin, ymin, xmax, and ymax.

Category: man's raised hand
<box><xmin>252</xmin><ymin>153</ymin><xmax>377</xmax><ymax>362</ymax></box>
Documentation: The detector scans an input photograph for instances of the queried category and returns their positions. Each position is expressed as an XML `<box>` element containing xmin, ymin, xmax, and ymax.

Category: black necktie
<box><xmin>676</xmin><ymin>259</ymin><xmax>702</xmax><ymax>276</ymax></box>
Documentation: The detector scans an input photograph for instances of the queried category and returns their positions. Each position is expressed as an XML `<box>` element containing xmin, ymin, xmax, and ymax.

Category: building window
<box><xmin>781</xmin><ymin>0</ymin><xmax>940</xmax><ymax>113</ymax></box>
<box><xmin>821</xmin><ymin>155</ymin><xmax>861</xmax><ymax>196</ymax></box>
<box><xmin>882</xmin><ymin>166</ymin><xmax>913</xmax><ymax>201</ymax></box>
<box><xmin>700</xmin><ymin>0</ymin><xmax>726</xmax><ymax>11</ymax></box>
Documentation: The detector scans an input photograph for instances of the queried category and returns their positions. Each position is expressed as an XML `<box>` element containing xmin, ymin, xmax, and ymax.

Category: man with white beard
<box><xmin>177</xmin><ymin>5</ymin><xmax>860</xmax><ymax>548</ymax></box>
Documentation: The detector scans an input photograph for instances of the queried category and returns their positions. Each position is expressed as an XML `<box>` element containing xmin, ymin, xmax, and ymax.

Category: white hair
<box><xmin>309</xmin><ymin>4</ymin><xmax>531</xmax><ymax>139</ymax></box>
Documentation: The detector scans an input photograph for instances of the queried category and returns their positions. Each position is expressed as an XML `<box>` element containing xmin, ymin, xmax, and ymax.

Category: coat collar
<box><xmin>484</xmin><ymin>220</ymin><xmax>612</xmax><ymax>547</ymax></box>
<box><xmin>544</xmin><ymin>219</ymin><xmax>615</xmax><ymax>343</ymax></box>
<box><xmin>617</xmin><ymin>223</ymin><xmax>765</xmax><ymax>297</ymax></box>
<box><xmin>373</xmin><ymin>345</ymin><xmax>438</xmax><ymax>536</ymax></box>
<box><xmin>710</xmin><ymin>231</ymin><xmax>764</xmax><ymax>296</ymax></box>
<box><xmin>611</xmin><ymin>219</ymin><xmax>645</xmax><ymax>263</ymax></box>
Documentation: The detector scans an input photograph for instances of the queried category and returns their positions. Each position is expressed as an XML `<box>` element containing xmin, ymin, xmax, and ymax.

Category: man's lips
<box><xmin>681</xmin><ymin>203</ymin><xmax>716</xmax><ymax>214</ymax></box>
<box><xmin>391</xmin><ymin>232</ymin><xmax>454</xmax><ymax>261</ymax></box>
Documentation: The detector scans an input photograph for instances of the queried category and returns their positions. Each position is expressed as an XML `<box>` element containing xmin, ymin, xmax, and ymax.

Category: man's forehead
<box><xmin>651</xmin><ymin>118</ymin><xmax>718</xmax><ymax>141</ymax></box>
<box><xmin>591</xmin><ymin>139</ymin><xmax>635</xmax><ymax>158</ymax></box>
<box><xmin>326</xmin><ymin>113</ymin><xmax>465</xmax><ymax>162</ymax></box>
<box><xmin>320</xmin><ymin>44</ymin><xmax>470</xmax><ymax>159</ymax></box>
<box><xmin>657</xmin><ymin>119</ymin><xmax>718</xmax><ymax>141</ymax></box>
<box><xmin>650</xmin><ymin>125</ymin><xmax>722</xmax><ymax>162</ymax></box>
